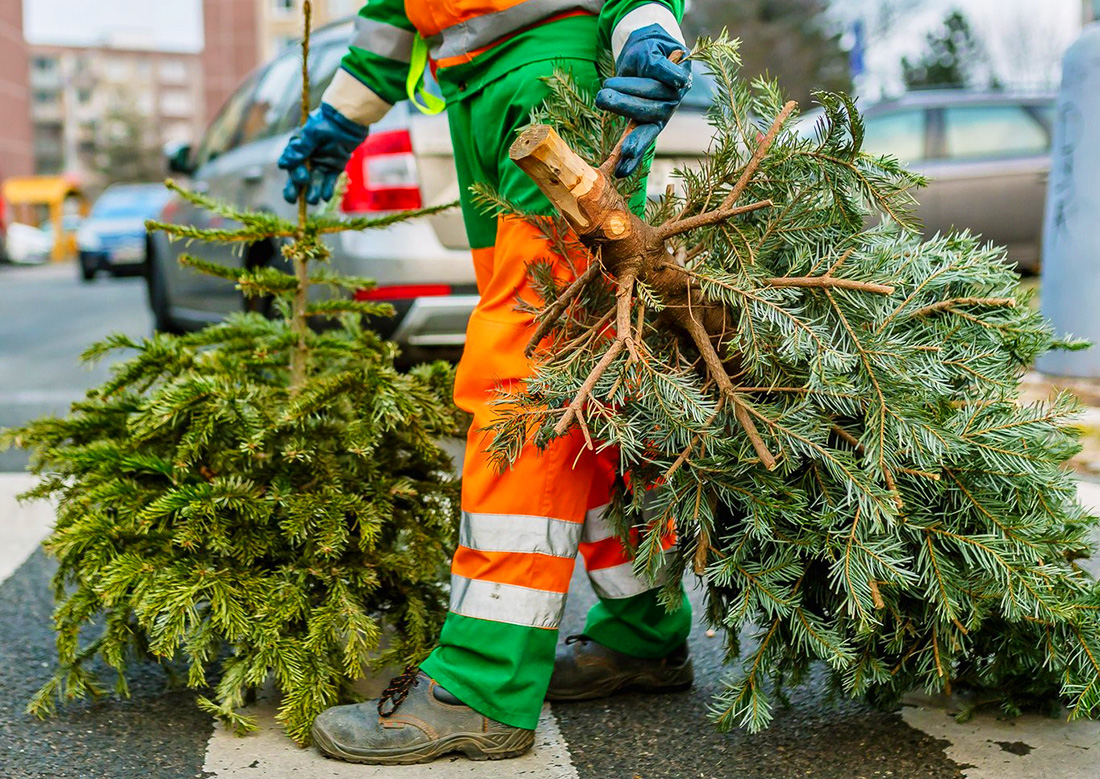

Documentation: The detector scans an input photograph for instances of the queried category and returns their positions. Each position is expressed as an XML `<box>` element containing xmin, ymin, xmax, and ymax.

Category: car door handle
<box><xmin>241</xmin><ymin>166</ymin><xmax>265</xmax><ymax>185</ymax></box>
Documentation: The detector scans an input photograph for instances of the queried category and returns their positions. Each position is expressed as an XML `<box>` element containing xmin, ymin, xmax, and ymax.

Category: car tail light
<box><xmin>355</xmin><ymin>284</ymin><xmax>452</xmax><ymax>301</ymax></box>
<box><xmin>342</xmin><ymin>129</ymin><xmax>423</xmax><ymax>213</ymax></box>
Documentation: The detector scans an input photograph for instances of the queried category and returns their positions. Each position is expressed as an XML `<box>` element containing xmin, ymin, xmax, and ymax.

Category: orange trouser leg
<box><xmin>419</xmin><ymin>217</ymin><xmax>610</xmax><ymax>730</ymax></box>
<box><xmin>454</xmin><ymin>218</ymin><xmax>599</xmax><ymax>521</ymax></box>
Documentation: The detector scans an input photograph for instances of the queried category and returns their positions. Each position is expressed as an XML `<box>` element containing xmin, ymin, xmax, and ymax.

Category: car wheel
<box><xmin>145</xmin><ymin>240</ymin><xmax>184</xmax><ymax>334</ymax></box>
<box><xmin>109</xmin><ymin>263</ymin><xmax>143</xmax><ymax>278</ymax></box>
<box><xmin>78</xmin><ymin>252</ymin><xmax>97</xmax><ymax>282</ymax></box>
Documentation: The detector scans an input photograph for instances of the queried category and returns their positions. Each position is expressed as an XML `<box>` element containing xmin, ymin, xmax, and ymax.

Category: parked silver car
<box><xmin>801</xmin><ymin>90</ymin><xmax>1054</xmax><ymax>272</ymax></box>
<box><xmin>145</xmin><ymin>19</ymin><xmax>714</xmax><ymax>362</ymax></box>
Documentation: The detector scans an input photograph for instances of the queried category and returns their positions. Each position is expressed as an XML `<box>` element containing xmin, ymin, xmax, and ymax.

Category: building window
<box><xmin>105</xmin><ymin>59</ymin><xmax>131</xmax><ymax>82</ymax></box>
<box><xmin>159</xmin><ymin>91</ymin><xmax>194</xmax><ymax>117</ymax></box>
<box><xmin>33</xmin><ymin>121</ymin><xmax>64</xmax><ymax>141</ymax></box>
<box><xmin>159</xmin><ymin>59</ymin><xmax>189</xmax><ymax>85</ymax></box>
<box><xmin>273</xmin><ymin>0</ymin><xmax>296</xmax><ymax>13</ymax></box>
<box><xmin>135</xmin><ymin>94</ymin><xmax>155</xmax><ymax>116</ymax></box>
<box><xmin>163</xmin><ymin>122</ymin><xmax>194</xmax><ymax>144</ymax></box>
<box><xmin>32</xmin><ymin>56</ymin><xmax>56</xmax><ymax>71</ymax></box>
<box><xmin>32</xmin><ymin>89</ymin><xmax>58</xmax><ymax>105</ymax></box>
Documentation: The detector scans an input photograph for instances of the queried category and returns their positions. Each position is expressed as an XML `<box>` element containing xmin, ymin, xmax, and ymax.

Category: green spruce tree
<box><xmin>492</xmin><ymin>37</ymin><xmax>1100</xmax><ymax>731</ymax></box>
<box><xmin>2</xmin><ymin>3</ymin><xmax>461</xmax><ymax>745</ymax></box>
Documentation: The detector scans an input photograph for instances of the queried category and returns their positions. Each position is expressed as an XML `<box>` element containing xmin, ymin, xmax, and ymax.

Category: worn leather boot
<box><xmin>546</xmin><ymin>634</ymin><xmax>694</xmax><ymax>701</ymax></box>
<box><xmin>312</xmin><ymin>668</ymin><xmax>534</xmax><ymax>765</ymax></box>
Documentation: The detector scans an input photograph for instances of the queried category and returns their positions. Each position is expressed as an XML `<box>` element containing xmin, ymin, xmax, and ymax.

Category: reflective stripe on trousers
<box><xmin>580</xmin><ymin>502</ymin><xmax>676</xmax><ymax>601</ymax></box>
<box><xmin>448</xmin><ymin>497</ymin><xmax>677</xmax><ymax>631</ymax></box>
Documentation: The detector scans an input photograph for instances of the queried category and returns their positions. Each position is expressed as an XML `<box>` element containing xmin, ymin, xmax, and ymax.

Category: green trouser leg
<box><xmin>583</xmin><ymin>589</ymin><xmax>692</xmax><ymax>659</ymax></box>
<box><xmin>420</xmin><ymin>53</ymin><xmax>690</xmax><ymax>731</ymax></box>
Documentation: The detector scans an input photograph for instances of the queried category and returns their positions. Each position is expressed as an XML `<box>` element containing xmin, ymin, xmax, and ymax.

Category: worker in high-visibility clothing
<box><xmin>279</xmin><ymin>0</ymin><xmax>694</xmax><ymax>765</ymax></box>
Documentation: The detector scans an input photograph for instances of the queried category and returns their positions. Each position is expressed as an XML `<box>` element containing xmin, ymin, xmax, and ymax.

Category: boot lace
<box><xmin>564</xmin><ymin>634</ymin><xmax>593</xmax><ymax>645</ymax></box>
<box><xmin>378</xmin><ymin>665</ymin><xmax>420</xmax><ymax>717</ymax></box>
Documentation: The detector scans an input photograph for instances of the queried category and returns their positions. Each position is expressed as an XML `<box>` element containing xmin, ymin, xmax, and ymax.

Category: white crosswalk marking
<box><xmin>203</xmin><ymin>695</ymin><xmax>578</xmax><ymax>778</ymax></box>
<box><xmin>902</xmin><ymin>481</ymin><xmax>1100</xmax><ymax>779</ymax></box>
<box><xmin>0</xmin><ymin>457</ymin><xmax>580</xmax><ymax>777</ymax></box>
<box><xmin>0</xmin><ymin>474</ymin><xmax>54</xmax><ymax>585</ymax></box>
<box><xmin>903</xmin><ymin>696</ymin><xmax>1100</xmax><ymax>779</ymax></box>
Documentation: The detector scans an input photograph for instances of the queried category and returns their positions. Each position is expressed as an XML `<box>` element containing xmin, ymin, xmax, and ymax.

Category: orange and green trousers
<box><xmin>418</xmin><ymin>54</ymin><xmax>692</xmax><ymax>731</ymax></box>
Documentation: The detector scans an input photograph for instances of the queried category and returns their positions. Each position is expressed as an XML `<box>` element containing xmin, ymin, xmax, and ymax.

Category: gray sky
<box><xmin>23</xmin><ymin>0</ymin><xmax>203</xmax><ymax>52</ymax></box>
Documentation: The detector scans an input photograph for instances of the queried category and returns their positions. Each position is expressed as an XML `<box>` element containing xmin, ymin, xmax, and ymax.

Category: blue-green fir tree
<box><xmin>493</xmin><ymin>36</ymin><xmax>1100</xmax><ymax>731</ymax></box>
<box><xmin>2</xmin><ymin>3</ymin><xmax>461</xmax><ymax>745</ymax></box>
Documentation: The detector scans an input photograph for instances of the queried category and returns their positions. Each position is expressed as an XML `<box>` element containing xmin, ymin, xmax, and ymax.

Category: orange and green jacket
<box><xmin>322</xmin><ymin>0</ymin><xmax>685</xmax><ymax>124</ymax></box>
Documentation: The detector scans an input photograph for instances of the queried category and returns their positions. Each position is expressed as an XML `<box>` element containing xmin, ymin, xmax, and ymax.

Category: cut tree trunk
<box><xmin>508</xmin><ymin>119</ymin><xmax>791</xmax><ymax>468</ymax></box>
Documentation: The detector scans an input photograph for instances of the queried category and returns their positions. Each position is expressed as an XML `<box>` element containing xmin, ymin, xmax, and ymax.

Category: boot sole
<box><xmin>312</xmin><ymin>722</ymin><xmax>535</xmax><ymax>766</ymax></box>
<box><xmin>545</xmin><ymin>666</ymin><xmax>694</xmax><ymax>702</ymax></box>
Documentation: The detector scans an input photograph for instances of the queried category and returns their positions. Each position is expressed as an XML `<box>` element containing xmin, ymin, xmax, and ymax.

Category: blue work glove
<box><xmin>597</xmin><ymin>23</ymin><xmax>692</xmax><ymax>178</ymax></box>
<box><xmin>278</xmin><ymin>103</ymin><xmax>370</xmax><ymax>205</ymax></box>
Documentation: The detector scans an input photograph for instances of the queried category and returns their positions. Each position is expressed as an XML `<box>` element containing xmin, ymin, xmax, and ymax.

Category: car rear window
<box><xmin>238</xmin><ymin>54</ymin><xmax>304</xmax><ymax>145</ymax></box>
<box><xmin>862</xmin><ymin>108</ymin><xmax>925</xmax><ymax>162</ymax></box>
<box><xmin>941</xmin><ymin>104</ymin><xmax>1048</xmax><ymax>160</ymax></box>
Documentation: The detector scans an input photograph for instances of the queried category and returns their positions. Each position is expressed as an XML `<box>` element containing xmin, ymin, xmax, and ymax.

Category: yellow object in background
<box><xmin>1</xmin><ymin>176</ymin><xmax>89</xmax><ymax>262</ymax></box>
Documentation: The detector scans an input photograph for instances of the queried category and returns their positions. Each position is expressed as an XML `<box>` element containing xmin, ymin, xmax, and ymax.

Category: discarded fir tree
<box><xmin>2</xmin><ymin>4</ymin><xmax>461</xmax><ymax>745</ymax></box>
<box><xmin>489</xmin><ymin>37</ymin><xmax>1100</xmax><ymax>731</ymax></box>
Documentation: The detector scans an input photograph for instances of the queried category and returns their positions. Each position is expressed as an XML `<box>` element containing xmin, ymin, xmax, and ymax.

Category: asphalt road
<box><xmin>0</xmin><ymin>261</ymin><xmax>1089</xmax><ymax>778</ymax></box>
<box><xmin>553</xmin><ymin>576</ymin><xmax>963</xmax><ymax>779</ymax></box>
<box><xmin>0</xmin><ymin>261</ymin><xmax>152</xmax><ymax>471</ymax></box>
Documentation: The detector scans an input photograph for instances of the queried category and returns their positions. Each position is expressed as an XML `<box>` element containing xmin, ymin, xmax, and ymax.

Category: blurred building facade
<box><xmin>262</xmin><ymin>0</ymin><xmax>359</xmax><ymax>59</ymax></box>
<box><xmin>0</xmin><ymin>0</ymin><xmax>34</xmax><ymax>178</ymax></box>
<box><xmin>29</xmin><ymin>43</ymin><xmax>204</xmax><ymax>180</ymax></box>
<box><xmin>202</xmin><ymin>0</ymin><xmax>261</xmax><ymax>124</ymax></box>
<box><xmin>202</xmin><ymin>0</ymin><xmax>357</xmax><ymax>121</ymax></box>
